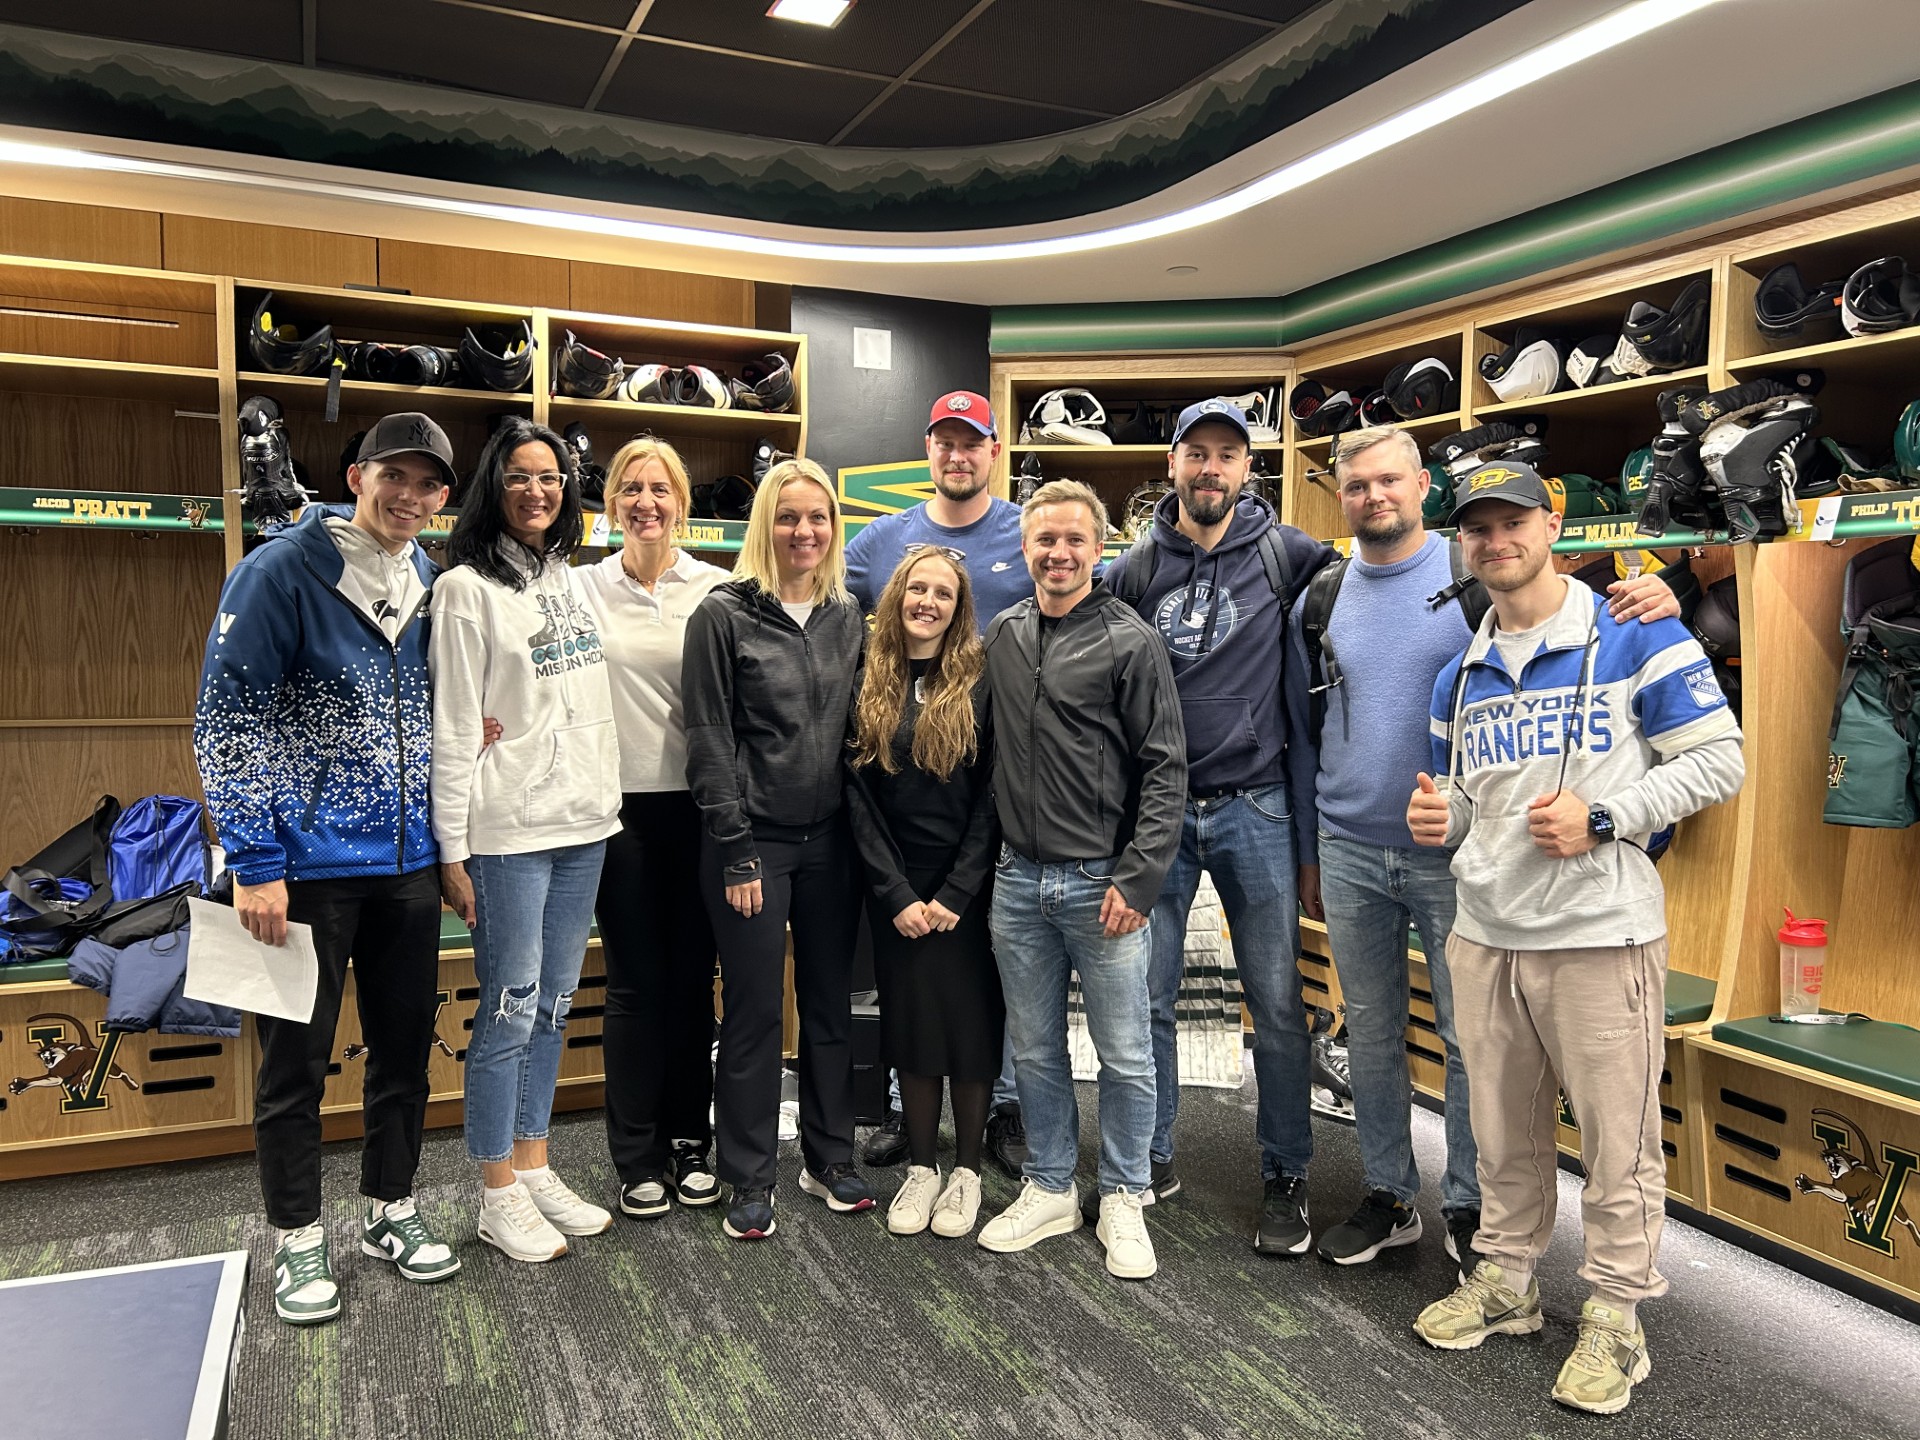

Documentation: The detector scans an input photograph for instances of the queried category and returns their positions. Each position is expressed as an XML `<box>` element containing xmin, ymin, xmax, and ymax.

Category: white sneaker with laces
<box><xmin>477</xmin><ymin>1182</ymin><xmax>569</xmax><ymax>1263</ymax></box>
<box><xmin>518</xmin><ymin>1167</ymin><xmax>614</xmax><ymax>1236</ymax></box>
<box><xmin>977</xmin><ymin>1178</ymin><xmax>1082</xmax><ymax>1253</ymax></box>
<box><xmin>888</xmin><ymin>1165</ymin><xmax>941</xmax><ymax>1235</ymax></box>
<box><xmin>930</xmin><ymin>1167</ymin><xmax>982</xmax><ymax>1238</ymax></box>
<box><xmin>1097</xmin><ymin>1188</ymin><xmax>1158</xmax><ymax>1279</ymax></box>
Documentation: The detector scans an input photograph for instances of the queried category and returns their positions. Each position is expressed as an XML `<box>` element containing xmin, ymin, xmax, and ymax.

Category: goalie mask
<box><xmin>1478</xmin><ymin>330</ymin><xmax>1563</xmax><ymax>403</ymax></box>
<box><xmin>1021</xmin><ymin>387</ymin><xmax>1111</xmax><ymax>445</ymax></box>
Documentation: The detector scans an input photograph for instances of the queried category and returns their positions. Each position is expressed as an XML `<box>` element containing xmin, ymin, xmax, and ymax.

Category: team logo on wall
<box><xmin>8</xmin><ymin>1013</ymin><xmax>141</xmax><ymax>1113</ymax></box>
<box><xmin>1795</xmin><ymin>1108</ymin><xmax>1920</xmax><ymax>1258</ymax></box>
<box><xmin>181</xmin><ymin>499</ymin><xmax>213</xmax><ymax>530</ymax></box>
<box><xmin>342</xmin><ymin>991</ymin><xmax>458</xmax><ymax>1062</ymax></box>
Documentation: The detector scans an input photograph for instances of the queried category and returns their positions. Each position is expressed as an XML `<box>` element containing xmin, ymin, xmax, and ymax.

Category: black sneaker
<box><xmin>799</xmin><ymin>1161</ymin><xmax>877</xmax><ymax>1213</ymax></box>
<box><xmin>724</xmin><ymin>1186</ymin><xmax>776</xmax><ymax>1240</ymax></box>
<box><xmin>984</xmin><ymin>1102</ymin><xmax>1028</xmax><ymax>1179</ymax></box>
<box><xmin>1254</xmin><ymin>1175</ymin><xmax>1312</xmax><ymax>1256</ymax></box>
<box><xmin>1316</xmin><ymin>1190</ymin><xmax>1423</xmax><ymax>1265</ymax></box>
<box><xmin>669</xmin><ymin>1141</ymin><xmax>720</xmax><ymax>1208</ymax></box>
<box><xmin>861</xmin><ymin>1110</ymin><xmax>910</xmax><ymax>1168</ymax></box>
<box><xmin>619</xmin><ymin>1175</ymin><xmax>671</xmax><ymax>1220</ymax></box>
<box><xmin>1444</xmin><ymin>1207</ymin><xmax>1483</xmax><ymax>1284</ymax></box>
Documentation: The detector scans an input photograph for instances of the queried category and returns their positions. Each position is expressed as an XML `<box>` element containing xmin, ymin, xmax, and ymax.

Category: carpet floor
<box><xmin>5</xmin><ymin>1078</ymin><xmax>1915</xmax><ymax>1439</ymax></box>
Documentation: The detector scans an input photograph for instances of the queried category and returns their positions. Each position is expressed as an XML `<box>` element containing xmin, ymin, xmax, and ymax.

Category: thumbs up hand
<box><xmin>1408</xmin><ymin>772</ymin><xmax>1452</xmax><ymax>847</ymax></box>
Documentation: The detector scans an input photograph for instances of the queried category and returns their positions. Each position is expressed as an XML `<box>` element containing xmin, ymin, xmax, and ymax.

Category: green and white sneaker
<box><xmin>1413</xmin><ymin>1260</ymin><xmax>1543</xmax><ymax>1350</ymax></box>
<box><xmin>361</xmin><ymin>1197</ymin><xmax>462</xmax><ymax>1283</ymax></box>
<box><xmin>273</xmin><ymin>1223</ymin><xmax>341</xmax><ymax>1326</ymax></box>
<box><xmin>1552</xmin><ymin>1300</ymin><xmax>1651</xmax><ymax>1414</ymax></box>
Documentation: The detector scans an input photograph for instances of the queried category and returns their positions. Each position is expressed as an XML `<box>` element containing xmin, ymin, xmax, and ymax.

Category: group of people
<box><xmin>193</xmin><ymin>383</ymin><xmax>1742</xmax><ymax>1416</ymax></box>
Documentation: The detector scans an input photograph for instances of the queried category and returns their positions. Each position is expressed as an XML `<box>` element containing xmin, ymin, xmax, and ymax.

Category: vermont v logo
<box><xmin>9</xmin><ymin>1012</ymin><xmax>141</xmax><ymax>1112</ymax></box>
<box><xmin>1795</xmin><ymin>1108</ymin><xmax>1920</xmax><ymax>1258</ymax></box>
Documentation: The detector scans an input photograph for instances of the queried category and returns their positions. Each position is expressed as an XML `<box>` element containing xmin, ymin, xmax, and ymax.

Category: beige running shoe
<box><xmin>519</xmin><ymin>1167</ymin><xmax>614</xmax><ymax>1237</ymax></box>
<box><xmin>1413</xmin><ymin>1261</ymin><xmax>1544</xmax><ymax>1350</ymax></box>
<box><xmin>888</xmin><ymin>1165</ymin><xmax>942</xmax><ymax>1235</ymax></box>
<box><xmin>1096</xmin><ymin>1189</ymin><xmax>1158</xmax><ymax>1280</ymax></box>
<box><xmin>977</xmin><ymin>1178</ymin><xmax>1082</xmax><ymax>1253</ymax></box>
<box><xmin>1552</xmin><ymin>1300</ymin><xmax>1651</xmax><ymax>1414</ymax></box>
<box><xmin>930</xmin><ymin>1167</ymin><xmax>982</xmax><ymax>1239</ymax></box>
<box><xmin>477</xmin><ymin>1182</ymin><xmax>569</xmax><ymax>1263</ymax></box>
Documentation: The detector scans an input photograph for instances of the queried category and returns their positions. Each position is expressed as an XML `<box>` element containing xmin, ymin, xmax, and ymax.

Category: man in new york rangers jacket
<box><xmin>1406</xmin><ymin>461</ymin><xmax>1742</xmax><ymax>1416</ymax></box>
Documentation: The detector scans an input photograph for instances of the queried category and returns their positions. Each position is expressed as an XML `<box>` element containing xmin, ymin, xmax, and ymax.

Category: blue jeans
<box><xmin>463</xmin><ymin>841</ymin><xmax>606</xmax><ymax>1164</ymax></box>
<box><xmin>1317</xmin><ymin>832</ymin><xmax>1478</xmax><ymax>1215</ymax></box>
<box><xmin>990</xmin><ymin>847</ymin><xmax>1154</xmax><ymax>1195</ymax></box>
<box><xmin>1149</xmin><ymin>784</ymin><xmax>1310</xmax><ymax>1180</ymax></box>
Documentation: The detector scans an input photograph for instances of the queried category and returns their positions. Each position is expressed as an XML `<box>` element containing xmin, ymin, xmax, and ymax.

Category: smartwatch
<box><xmin>1587</xmin><ymin>805</ymin><xmax>1617</xmax><ymax>844</ymax></box>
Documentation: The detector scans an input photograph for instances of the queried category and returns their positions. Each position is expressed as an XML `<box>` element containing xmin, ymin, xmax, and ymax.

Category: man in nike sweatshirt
<box><xmin>1408</xmin><ymin>461</ymin><xmax>1742</xmax><ymax>1416</ymax></box>
<box><xmin>1103</xmin><ymin>399</ymin><xmax>1333</xmax><ymax>1254</ymax></box>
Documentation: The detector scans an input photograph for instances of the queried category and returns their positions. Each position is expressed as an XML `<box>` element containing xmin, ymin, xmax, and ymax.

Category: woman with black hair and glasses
<box><xmin>430</xmin><ymin>416</ymin><xmax>623</xmax><ymax>1264</ymax></box>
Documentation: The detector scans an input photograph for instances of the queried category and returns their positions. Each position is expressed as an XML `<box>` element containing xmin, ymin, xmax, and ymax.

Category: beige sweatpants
<box><xmin>1447</xmin><ymin>933</ymin><xmax>1670</xmax><ymax>1306</ymax></box>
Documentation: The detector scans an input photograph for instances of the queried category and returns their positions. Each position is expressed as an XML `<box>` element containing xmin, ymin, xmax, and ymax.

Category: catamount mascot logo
<box><xmin>1795</xmin><ymin>1108</ymin><xmax>1920</xmax><ymax>1259</ymax></box>
<box><xmin>8</xmin><ymin>1013</ymin><xmax>140</xmax><ymax>1112</ymax></box>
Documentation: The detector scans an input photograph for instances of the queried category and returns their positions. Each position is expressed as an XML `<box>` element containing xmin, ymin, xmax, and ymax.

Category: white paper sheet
<box><xmin>182</xmin><ymin>897</ymin><xmax>319</xmax><ymax>1022</ymax></box>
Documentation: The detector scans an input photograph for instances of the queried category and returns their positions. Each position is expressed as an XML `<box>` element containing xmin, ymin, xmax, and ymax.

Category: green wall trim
<box><xmin>990</xmin><ymin>79</ymin><xmax>1920</xmax><ymax>356</ymax></box>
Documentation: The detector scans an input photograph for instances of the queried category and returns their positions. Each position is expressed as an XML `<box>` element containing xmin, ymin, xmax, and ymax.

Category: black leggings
<box><xmin>703</xmin><ymin>826</ymin><xmax>859</xmax><ymax>1190</ymax></box>
<box><xmin>595</xmin><ymin>790</ymin><xmax>717</xmax><ymax>1183</ymax></box>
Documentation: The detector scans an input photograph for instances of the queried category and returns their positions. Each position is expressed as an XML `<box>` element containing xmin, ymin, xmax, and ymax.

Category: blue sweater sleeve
<box><xmin>1428</xmin><ymin>656</ymin><xmax>1461</xmax><ymax>777</ymax></box>
<box><xmin>194</xmin><ymin>560</ymin><xmax>302</xmax><ymax>885</ymax></box>
<box><xmin>1284</xmin><ymin>598</ymin><xmax>1320</xmax><ymax>867</ymax></box>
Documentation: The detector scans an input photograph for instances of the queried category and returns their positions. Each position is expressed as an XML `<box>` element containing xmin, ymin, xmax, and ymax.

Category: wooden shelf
<box><xmin>1728</xmin><ymin>325</ymin><xmax>1920</xmax><ymax>384</ymax></box>
<box><xmin>1473</xmin><ymin>367</ymin><xmax>1709</xmax><ymax>426</ymax></box>
<box><xmin>234</xmin><ymin>278</ymin><xmax>532</xmax><ymax>332</ymax></box>
<box><xmin>546</xmin><ymin>308</ymin><xmax>801</xmax><ymax>364</ymax></box>
<box><xmin>550</xmin><ymin>393</ymin><xmax>800</xmax><ymax>439</ymax></box>
<box><xmin>0</xmin><ymin>353</ymin><xmax>219</xmax><ymax>405</ymax></box>
<box><xmin>1295</xmin><ymin>410</ymin><xmax>1464</xmax><ymax>455</ymax></box>
<box><xmin>239</xmin><ymin>371</ymin><xmax>532</xmax><ymax>418</ymax></box>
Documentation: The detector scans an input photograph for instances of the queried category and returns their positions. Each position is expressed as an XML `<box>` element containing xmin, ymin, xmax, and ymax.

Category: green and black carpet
<box><xmin>4</xmin><ymin>1081</ymin><xmax>1914</xmax><ymax>1439</ymax></box>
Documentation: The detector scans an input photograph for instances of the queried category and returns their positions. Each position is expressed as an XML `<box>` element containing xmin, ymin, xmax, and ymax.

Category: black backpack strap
<box><xmin>1435</xmin><ymin>536</ymin><xmax>1492</xmax><ymax>631</ymax></box>
<box><xmin>1300</xmin><ymin>556</ymin><xmax>1351</xmax><ymax>742</ymax></box>
<box><xmin>1112</xmin><ymin>529</ymin><xmax>1158</xmax><ymax>608</ymax></box>
<box><xmin>1256</xmin><ymin>527</ymin><xmax>1293</xmax><ymax>602</ymax></box>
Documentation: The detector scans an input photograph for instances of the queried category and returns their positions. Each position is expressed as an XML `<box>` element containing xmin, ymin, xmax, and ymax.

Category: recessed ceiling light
<box><xmin>1166</xmin><ymin>265</ymin><xmax>1199</xmax><ymax>276</ymax></box>
<box><xmin>767</xmin><ymin>0</ymin><xmax>852</xmax><ymax>26</ymax></box>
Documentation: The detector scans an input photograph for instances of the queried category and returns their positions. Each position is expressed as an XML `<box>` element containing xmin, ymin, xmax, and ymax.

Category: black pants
<box><xmin>254</xmin><ymin>866</ymin><xmax>443</xmax><ymax>1229</ymax></box>
<box><xmin>704</xmin><ymin>826</ymin><xmax>859</xmax><ymax>1190</ymax></box>
<box><xmin>597</xmin><ymin>790</ymin><xmax>717</xmax><ymax>1183</ymax></box>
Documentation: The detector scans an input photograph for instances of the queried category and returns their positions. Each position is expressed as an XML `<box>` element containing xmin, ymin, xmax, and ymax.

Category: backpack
<box><xmin>1299</xmin><ymin>537</ymin><xmax>1491</xmax><ymax>743</ymax></box>
<box><xmin>0</xmin><ymin>795</ymin><xmax>120</xmax><ymax>962</ymax></box>
<box><xmin>107</xmin><ymin>795</ymin><xmax>213</xmax><ymax>905</ymax></box>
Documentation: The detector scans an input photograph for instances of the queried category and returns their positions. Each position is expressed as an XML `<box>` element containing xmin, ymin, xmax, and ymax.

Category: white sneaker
<box><xmin>977</xmin><ymin>1178</ymin><xmax>1082</xmax><ymax>1253</ymax></box>
<box><xmin>518</xmin><ymin>1167</ymin><xmax>614</xmax><ymax>1237</ymax></box>
<box><xmin>930</xmin><ymin>1167</ymin><xmax>982</xmax><ymax>1238</ymax></box>
<box><xmin>888</xmin><ymin>1165</ymin><xmax>941</xmax><ymax>1236</ymax></box>
<box><xmin>1097</xmin><ymin>1188</ymin><xmax>1158</xmax><ymax>1280</ymax></box>
<box><xmin>477</xmin><ymin>1182</ymin><xmax>569</xmax><ymax>1263</ymax></box>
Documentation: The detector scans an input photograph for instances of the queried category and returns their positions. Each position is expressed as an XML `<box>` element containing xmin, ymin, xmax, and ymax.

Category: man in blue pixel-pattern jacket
<box><xmin>195</xmin><ymin>413</ymin><xmax>464</xmax><ymax>1326</ymax></box>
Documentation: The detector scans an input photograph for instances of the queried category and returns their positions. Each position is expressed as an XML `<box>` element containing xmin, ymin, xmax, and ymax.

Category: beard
<box><xmin>1352</xmin><ymin>508</ymin><xmax>1417</xmax><ymax>547</ymax></box>
<box><xmin>1177</xmin><ymin>479</ymin><xmax>1235</xmax><ymax>527</ymax></box>
<box><xmin>934</xmin><ymin>468</ymin><xmax>987</xmax><ymax>502</ymax></box>
<box><xmin>1477</xmin><ymin>548</ymin><xmax>1552</xmax><ymax>592</ymax></box>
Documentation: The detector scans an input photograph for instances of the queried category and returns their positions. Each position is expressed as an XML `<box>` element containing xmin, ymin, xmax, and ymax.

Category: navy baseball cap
<box><xmin>1449</xmin><ymin>460</ymin><xmax>1554</xmax><ymax>524</ymax></box>
<box><xmin>1169</xmin><ymin>398</ymin><xmax>1252</xmax><ymax>448</ymax></box>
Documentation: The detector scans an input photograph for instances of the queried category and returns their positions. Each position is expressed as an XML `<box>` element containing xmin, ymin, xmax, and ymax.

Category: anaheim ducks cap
<box><xmin>928</xmin><ymin>390</ymin><xmax>996</xmax><ymax>437</ymax></box>
<box><xmin>357</xmin><ymin>411</ymin><xmax>456</xmax><ymax>487</ymax></box>
<box><xmin>1170</xmin><ymin>397</ymin><xmax>1252</xmax><ymax>448</ymax></box>
<box><xmin>1449</xmin><ymin>459</ymin><xmax>1554</xmax><ymax>524</ymax></box>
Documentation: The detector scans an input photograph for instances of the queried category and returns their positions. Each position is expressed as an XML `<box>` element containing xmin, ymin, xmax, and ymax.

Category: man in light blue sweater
<box><xmin>1286</xmin><ymin>426</ymin><xmax>1677</xmax><ymax>1274</ymax></box>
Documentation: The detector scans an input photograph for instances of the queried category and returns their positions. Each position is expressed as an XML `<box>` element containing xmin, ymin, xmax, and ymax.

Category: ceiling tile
<box><xmin>481</xmin><ymin>1</ymin><xmax>637</xmax><ymax>25</ymax></box>
<box><xmin>1180</xmin><ymin>0</ymin><xmax>1321</xmax><ymax>22</ymax></box>
<box><xmin>844</xmin><ymin>83</ymin><xmax>1094</xmax><ymax>149</ymax></box>
<box><xmin>923</xmin><ymin>0</ymin><xmax>1259</xmax><ymax>115</ymax></box>
<box><xmin>0</xmin><ymin>1</ymin><xmax>304</xmax><ymax>63</ymax></box>
<box><xmin>318</xmin><ymin>0</ymin><xmax>617</xmax><ymax>107</ymax></box>
<box><xmin>597</xmin><ymin>39</ymin><xmax>885</xmax><ymax>143</ymax></box>
<box><xmin>640</xmin><ymin>0</ymin><xmax>984</xmax><ymax>76</ymax></box>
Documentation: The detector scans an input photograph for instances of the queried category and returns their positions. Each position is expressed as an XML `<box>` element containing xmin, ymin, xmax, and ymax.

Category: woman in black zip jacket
<box><xmin>682</xmin><ymin>458</ymin><xmax>873</xmax><ymax>1240</ymax></box>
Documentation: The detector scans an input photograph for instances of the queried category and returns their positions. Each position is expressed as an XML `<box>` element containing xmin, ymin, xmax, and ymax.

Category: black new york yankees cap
<box><xmin>357</xmin><ymin>412</ymin><xmax>456</xmax><ymax>487</ymax></box>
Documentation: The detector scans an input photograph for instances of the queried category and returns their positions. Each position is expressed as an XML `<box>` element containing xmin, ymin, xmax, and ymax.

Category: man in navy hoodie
<box><xmin>1104</xmin><ymin>399</ymin><xmax>1334</xmax><ymax>1253</ymax></box>
<box><xmin>195</xmin><ymin>412</ymin><xmax>462</xmax><ymax>1326</ymax></box>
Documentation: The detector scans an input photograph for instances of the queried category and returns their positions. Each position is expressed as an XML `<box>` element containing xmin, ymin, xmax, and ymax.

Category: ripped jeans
<box><xmin>463</xmin><ymin>841</ymin><xmax>607</xmax><ymax>1164</ymax></box>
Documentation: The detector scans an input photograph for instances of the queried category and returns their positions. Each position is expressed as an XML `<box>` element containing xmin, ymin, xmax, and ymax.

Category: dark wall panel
<box><xmin>791</xmin><ymin>287</ymin><xmax>990</xmax><ymax>489</ymax></box>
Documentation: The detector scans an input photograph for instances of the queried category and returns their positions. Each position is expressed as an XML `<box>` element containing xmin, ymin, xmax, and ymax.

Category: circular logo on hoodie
<box><xmin>1153</xmin><ymin>581</ymin><xmax>1242</xmax><ymax>658</ymax></box>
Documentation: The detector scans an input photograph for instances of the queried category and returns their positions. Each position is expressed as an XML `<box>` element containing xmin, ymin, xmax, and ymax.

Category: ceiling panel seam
<box><xmin>584</xmin><ymin>0</ymin><xmax>654</xmax><ymax>113</ymax></box>
<box><xmin>827</xmin><ymin>0</ymin><xmax>1002</xmax><ymax>147</ymax></box>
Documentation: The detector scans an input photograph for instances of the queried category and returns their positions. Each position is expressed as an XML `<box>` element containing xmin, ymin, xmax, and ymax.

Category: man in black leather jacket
<box><xmin>976</xmin><ymin>480</ymin><xmax>1187</xmax><ymax>1280</ymax></box>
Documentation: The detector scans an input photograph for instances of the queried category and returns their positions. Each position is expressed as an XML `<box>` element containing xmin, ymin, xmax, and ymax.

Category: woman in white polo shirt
<box><xmin>575</xmin><ymin>437</ymin><xmax>730</xmax><ymax>1221</ymax></box>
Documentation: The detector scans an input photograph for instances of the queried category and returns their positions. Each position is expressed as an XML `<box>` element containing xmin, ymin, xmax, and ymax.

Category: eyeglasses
<box><xmin>504</xmin><ymin>471</ymin><xmax>566</xmax><ymax>492</ymax></box>
<box><xmin>904</xmin><ymin>542</ymin><xmax>967</xmax><ymax>564</ymax></box>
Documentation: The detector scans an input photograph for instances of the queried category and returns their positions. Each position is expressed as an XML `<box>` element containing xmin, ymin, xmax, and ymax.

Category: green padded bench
<box><xmin>1664</xmin><ymin>971</ymin><xmax>1716</xmax><ymax>1027</ymax></box>
<box><xmin>0</xmin><ymin>956</ymin><xmax>74</xmax><ymax>986</ymax></box>
<box><xmin>1712</xmin><ymin>1015</ymin><xmax>1920</xmax><ymax>1103</ymax></box>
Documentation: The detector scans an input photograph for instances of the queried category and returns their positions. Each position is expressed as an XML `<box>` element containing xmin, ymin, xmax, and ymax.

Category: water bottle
<box><xmin>1778</xmin><ymin>908</ymin><xmax>1829</xmax><ymax>1017</ymax></box>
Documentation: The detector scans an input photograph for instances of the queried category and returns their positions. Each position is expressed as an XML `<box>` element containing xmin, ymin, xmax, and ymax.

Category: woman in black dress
<box><xmin>847</xmin><ymin>546</ymin><xmax>1002</xmax><ymax>1239</ymax></box>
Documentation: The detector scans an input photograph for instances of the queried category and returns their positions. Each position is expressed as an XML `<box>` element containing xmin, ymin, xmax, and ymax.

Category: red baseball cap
<box><xmin>927</xmin><ymin>391</ymin><xmax>996</xmax><ymax>438</ymax></box>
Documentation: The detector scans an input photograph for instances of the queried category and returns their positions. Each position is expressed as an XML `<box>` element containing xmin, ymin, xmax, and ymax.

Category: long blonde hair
<box><xmin>734</xmin><ymin>459</ymin><xmax>849</xmax><ymax>605</ymax></box>
<box><xmin>852</xmin><ymin>550</ymin><xmax>983</xmax><ymax>780</ymax></box>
